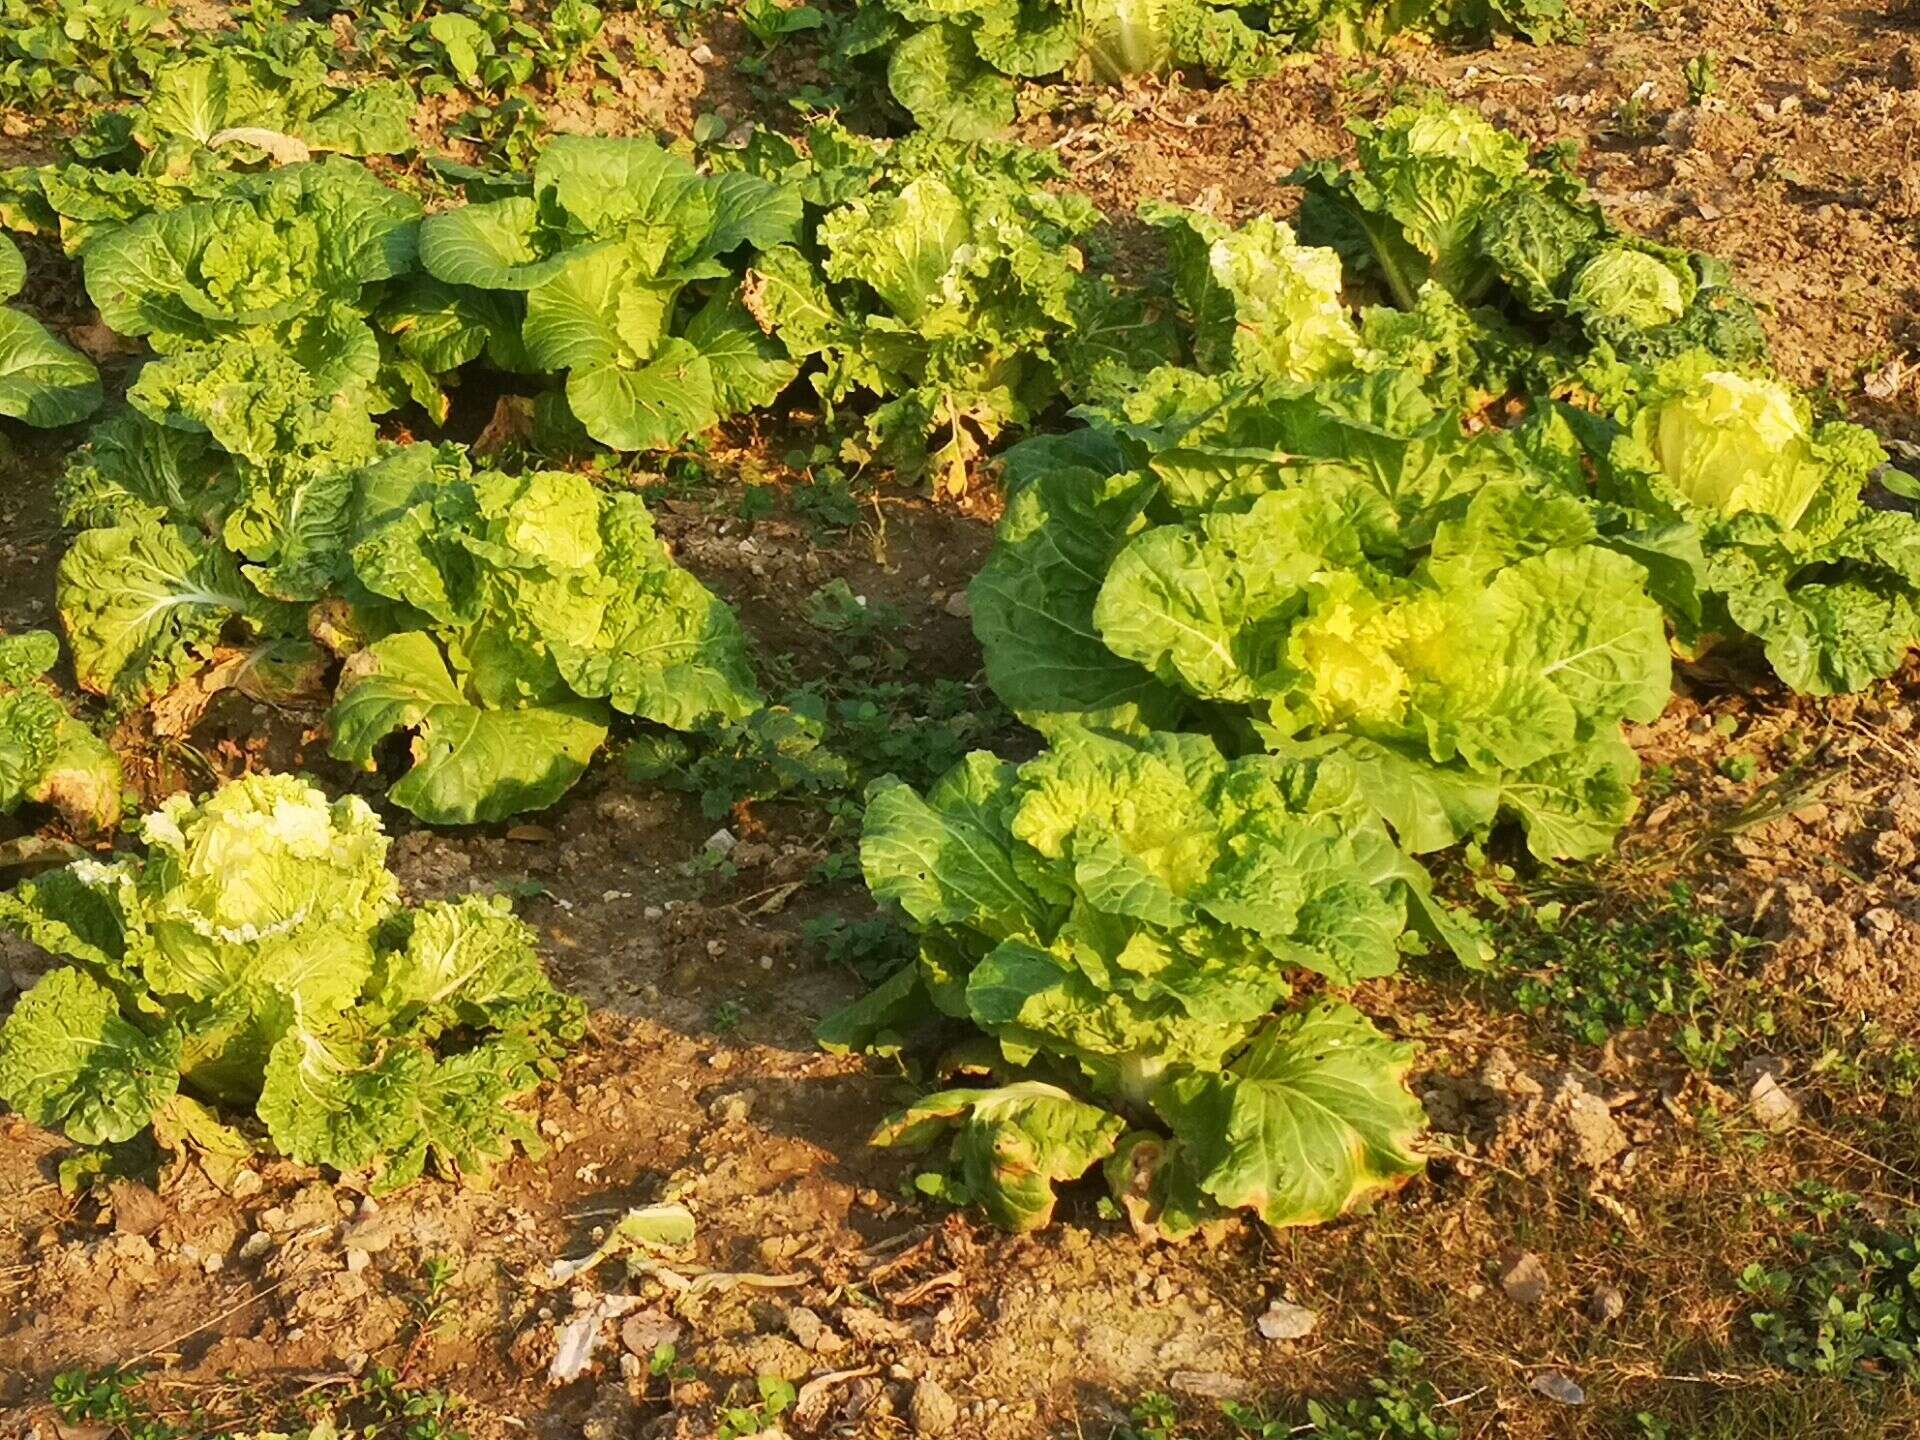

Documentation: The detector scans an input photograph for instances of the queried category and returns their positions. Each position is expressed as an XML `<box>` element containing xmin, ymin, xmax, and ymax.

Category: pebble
<box><xmin>1589</xmin><ymin>1284</ymin><xmax>1626</xmax><ymax>1324</ymax></box>
<box><xmin>238</xmin><ymin>1231</ymin><xmax>273</xmax><ymax>1262</ymax></box>
<box><xmin>1256</xmin><ymin>1299</ymin><xmax>1318</xmax><ymax>1341</ymax></box>
<box><xmin>341</xmin><ymin>1210</ymin><xmax>400</xmax><ymax>1254</ymax></box>
<box><xmin>1531</xmin><ymin>1370</ymin><xmax>1585</xmax><ymax>1405</ymax></box>
<box><xmin>1499</xmin><ymin>1250</ymin><xmax>1550</xmax><ymax>1308</ymax></box>
<box><xmin>1747</xmin><ymin>1070</ymin><xmax>1801</xmax><ymax>1131</ymax></box>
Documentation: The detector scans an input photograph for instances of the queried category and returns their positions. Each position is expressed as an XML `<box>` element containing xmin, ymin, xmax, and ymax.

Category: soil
<box><xmin>7</xmin><ymin>1</ymin><xmax>1920</xmax><ymax>1438</ymax></box>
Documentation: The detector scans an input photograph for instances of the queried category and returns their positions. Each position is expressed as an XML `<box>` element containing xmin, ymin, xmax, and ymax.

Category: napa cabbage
<box><xmin>0</xmin><ymin>771</ymin><xmax>581</xmax><ymax>1188</ymax></box>
<box><xmin>824</xmin><ymin>727</ymin><xmax>1464</xmax><ymax>1235</ymax></box>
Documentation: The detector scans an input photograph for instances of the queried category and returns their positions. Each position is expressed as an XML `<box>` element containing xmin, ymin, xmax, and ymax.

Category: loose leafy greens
<box><xmin>330</xmin><ymin>445</ymin><xmax>762</xmax><ymax>823</ymax></box>
<box><xmin>79</xmin><ymin>158</ymin><xmax>455</xmax><ymax>416</ymax></box>
<box><xmin>970</xmin><ymin>362</ymin><xmax>1674</xmax><ymax>861</ymax></box>
<box><xmin>0</xmin><ymin>0</ymin><xmax>169</xmax><ymax>117</ymax></box>
<box><xmin>1540</xmin><ymin>356</ymin><xmax>1920</xmax><ymax>694</ymax></box>
<box><xmin>0</xmin><ymin>771</ymin><xmax>583</xmax><ymax>1187</ymax></box>
<box><xmin>737</xmin><ymin>124</ymin><xmax>1164</xmax><ymax>492</ymax></box>
<box><xmin>1291</xmin><ymin>98</ymin><xmax>1768</xmax><ymax>378</ymax></box>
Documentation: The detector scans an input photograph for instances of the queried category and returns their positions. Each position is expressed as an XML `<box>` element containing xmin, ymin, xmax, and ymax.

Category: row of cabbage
<box><xmin>2</xmin><ymin>91</ymin><xmax>1914</xmax><ymax>1225</ymax></box>
<box><xmin>853</xmin><ymin>0</ymin><xmax>1574</xmax><ymax>139</ymax></box>
<box><xmin>0</xmin><ymin>45</ymin><xmax>1153</xmax><ymax>827</ymax></box>
<box><xmin>816</xmin><ymin>104</ymin><xmax>1920</xmax><ymax>1234</ymax></box>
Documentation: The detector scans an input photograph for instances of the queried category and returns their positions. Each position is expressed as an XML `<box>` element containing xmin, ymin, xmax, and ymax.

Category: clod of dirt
<box><xmin>1499</xmin><ymin>1251</ymin><xmax>1550</xmax><ymax>1308</ymax></box>
<box><xmin>620</xmin><ymin>1308</ymin><xmax>684</xmax><ymax>1358</ymax></box>
<box><xmin>839</xmin><ymin>1306</ymin><xmax>912</xmax><ymax>1346</ymax></box>
<box><xmin>786</xmin><ymin>1303</ymin><xmax>843</xmax><ymax>1353</ymax></box>
<box><xmin>580</xmin><ymin>1380</ymin><xmax>640</xmax><ymax>1440</ymax></box>
<box><xmin>1588</xmin><ymin>1284</ymin><xmax>1627</xmax><ymax>1325</ymax></box>
<box><xmin>340</xmin><ymin>1202</ymin><xmax>401</xmax><ymax>1254</ymax></box>
<box><xmin>1894</xmin><ymin>41</ymin><xmax>1920</xmax><ymax>90</ymax></box>
<box><xmin>909</xmin><ymin>1375</ymin><xmax>960</xmax><ymax>1435</ymax></box>
<box><xmin>1255</xmin><ymin>1299</ymin><xmax>1318</xmax><ymax>1341</ymax></box>
<box><xmin>707</xmin><ymin>1089</ymin><xmax>754</xmax><ymax>1124</ymax></box>
<box><xmin>1473</xmin><ymin>1052</ymin><xmax>1627</xmax><ymax>1175</ymax></box>
<box><xmin>1531</xmin><ymin>1370</ymin><xmax>1586</xmax><ymax>1405</ymax></box>
<box><xmin>108</xmin><ymin>1180</ymin><xmax>168</xmax><ymax>1237</ymax></box>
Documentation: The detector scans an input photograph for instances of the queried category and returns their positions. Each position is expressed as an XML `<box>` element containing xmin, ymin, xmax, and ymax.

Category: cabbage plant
<box><xmin>416</xmin><ymin>134</ymin><xmax>803</xmax><ymax>452</ymax></box>
<box><xmin>55</xmin><ymin>380</ymin><xmax>761</xmax><ymax>823</ymax></box>
<box><xmin>738</xmin><ymin>126</ymin><xmax>1163</xmax><ymax>492</ymax></box>
<box><xmin>1560</xmin><ymin>358</ymin><xmax>1920</xmax><ymax>694</ymax></box>
<box><xmin>970</xmin><ymin>366</ymin><xmax>1674</xmax><ymax>862</ymax></box>
<box><xmin>847</xmin><ymin>0</ymin><xmax>1571</xmax><ymax>140</ymax></box>
<box><xmin>0</xmin><ymin>772</ymin><xmax>583</xmax><ymax>1189</ymax></box>
<box><xmin>0</xmin><ymin>630</ymin><xmax>120</xmax><ymax>836</ymax></box>
<box><xmin>1293</xmin><ymin>99</ymin><xmax>1769</xmax><ymax>374</ymax></box>
<box><xmin>823</xmin><ymin>727</ymin><xmax>1466</xmax><ymax>1235</ymax></box>
<box><xmin>0</xmin><ymin>234</ymin><xmax>100</xmax><ymax>428</ymax></box>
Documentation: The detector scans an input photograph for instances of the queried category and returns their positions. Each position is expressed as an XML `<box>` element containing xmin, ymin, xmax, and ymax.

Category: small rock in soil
<box><xmin>1255</xmin><ymin>1298</ymin><xmax>1318</xmax><ymax>1340</ymax></box>
<box><xmin>1588</xmin><ymin>1284</ymin><xmax>1626</xmax><ymax>1324</ymax></box>
<box><xmin>1745</xmin><ymin>1066</ymin><xmax>1801</xmax><ymax>1131</ymax></box>
<box><xmin>840</xmin><ymin>1306</ymin><xmax>912</xmax><ymax>1345</ymax></box>
<box><xmin>1499</xmin><ymin>1250</ymin><xmax>1550</xmax><ymax>1308</ymax></box>
<box><xmin>909</xmin><ymin>1376</ymin><xmax>960</xmax><ymax>1435</ymax></box>
<box><xmin>1530</xmin><ymin>1370</ymin><xmax>1585</xmax><ymax>1405</ymax></box>
<box><xmin>341</xmin><ymin>1209</ymin><xmax>401</xmax><ymax>1254</ymax></box>
<box><xmin>580</xmin><ymin>1381</ymin><xmax>638</xmax><ymax>1440</ymax></box>
<box><xmin>1170</xmin><ymin>1371</ymin><xmax>1251</xmax><ymax>1401</ymax></box>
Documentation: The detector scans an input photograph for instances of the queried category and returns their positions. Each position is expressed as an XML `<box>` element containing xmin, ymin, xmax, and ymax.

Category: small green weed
<box><xmin>1107</xmin><ymin>1348</ymin><xmax>1459</xmax><ymax>1440</ymax></box>
<box><xmin>1498</xmin><ymin>882</ymin><xmax>1764</xmax><ymax>1063</ymax></box>
<box><xmin>50</xmin><ymin>1369</ymin><xmax>180</xmax><ymax>1439</ymax></box>
<box><xmin>1683</xmin><ymin>50</ymin><xmax>1719</xmax><ymax>104</ymax></box>
<box><xmin>625</xmin><ymin>698</ymin><xmax>852</xmax><ymax>821</ymax></box>
<box><xmin>1739</xmin><ymin>1219</ymin><xmax>1920</xmax><ymax>1379</ymax></box>
<box><xmin>1294</xmin><ymin>1344</ymin><xmax>1460</xmax><ymax>1440</ymax></box>
<box><xmin>718</xmin><ymin>1374</ymin><xmax>796</xmax><ymax>1438</ymax></box>
<box><xmin>50</xmin><ymin>1361</ymin><xmax>472</xmax><ymax>1439</ymax></box>
<box><xmin>805</xmin><ymin>578</ymin><xmax>903</xmax><ymax>639</ymax></box>
<box><xmin>804</xmin><ymin>914</ymin><xmax>915</xmax><ymax>984</ymax></box>
<box><xmin>625</xmin><ymin>674</ymin><xmax>1008</xmax><ymax>840</ymax></box>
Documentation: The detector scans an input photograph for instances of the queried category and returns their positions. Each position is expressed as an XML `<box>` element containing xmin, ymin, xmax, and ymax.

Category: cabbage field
<box><xmin>1</xmin><ymin>0</ymin><xmax>1918</xmax><ymax>1436</ymax></box>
